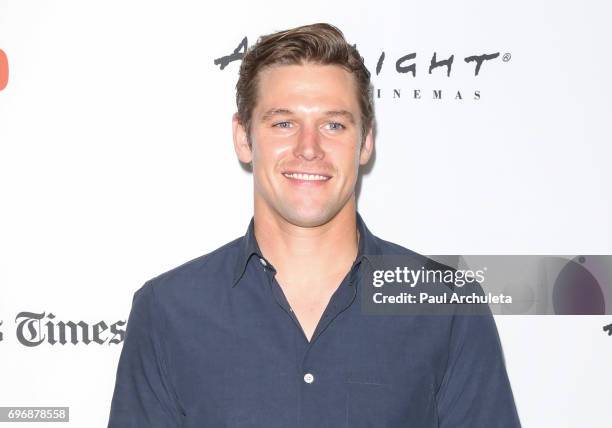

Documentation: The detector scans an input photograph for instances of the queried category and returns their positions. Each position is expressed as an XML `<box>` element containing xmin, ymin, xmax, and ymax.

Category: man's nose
<box><xmin>293</xmin><ymin>126</ymin><xmax>325</xmax><ymax>161</ymax></box>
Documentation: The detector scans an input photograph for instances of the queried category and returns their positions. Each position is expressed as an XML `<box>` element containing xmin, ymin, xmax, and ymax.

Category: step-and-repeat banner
<box><xmin>1</xmin><ymin>1</ymin><xmax>611</xmax><ymax>426</ymax></box>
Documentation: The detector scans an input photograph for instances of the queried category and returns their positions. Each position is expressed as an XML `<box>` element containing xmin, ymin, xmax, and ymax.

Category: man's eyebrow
<box><xmin>324</xmin><ymin>110</ymin><xmax>355</xmax><ymax>124</ymax></box>
<box><xmin>261</xmin><ymin>109</ymin><xmax>356</xmax><ymax>124</ymax></box>
<box><xmin>261</xmin><ymin>108</ymin><xmax>293</xmax><ymax>122</ymax></box>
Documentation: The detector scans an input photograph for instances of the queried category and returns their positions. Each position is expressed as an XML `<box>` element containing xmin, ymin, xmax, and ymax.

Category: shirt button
<box><xmin>303</xmin><ymin>373</ymin><xmax>314</xmax><ymax>384</ymax></box>
<box><xmin>259</xmin><ymin>258</ymin><xmax>267</xmax><ymax>267</ymax></box>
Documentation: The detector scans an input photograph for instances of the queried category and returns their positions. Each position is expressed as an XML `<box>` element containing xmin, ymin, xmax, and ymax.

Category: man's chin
<box><xmin>280</xmin><ymin>208</ymin><xmax>337</xmax><ymax>228</ymax></box>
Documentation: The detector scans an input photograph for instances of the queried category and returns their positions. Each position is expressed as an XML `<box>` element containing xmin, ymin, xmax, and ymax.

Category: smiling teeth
<box><xmin>284</xmin><ymin>173</ymin><xmax>330</xmax><ymax>181</ymax></box>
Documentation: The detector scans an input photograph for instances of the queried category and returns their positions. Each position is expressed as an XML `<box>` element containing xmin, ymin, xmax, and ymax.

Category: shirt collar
<box><xmin>231</xmin><ymin>212</ymin><xmax>381</xmax><ymax>287</ymax></box>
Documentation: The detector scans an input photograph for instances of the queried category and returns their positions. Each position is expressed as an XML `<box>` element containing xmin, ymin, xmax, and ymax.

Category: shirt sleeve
<box><xmin>108</xmin><ymin>282</ymin><xmax>183</xmax><ymax>427</ymax></box>
<box><xmin>435</xmin><ymin>306</ymin><xmax>521</xmax><ymax>427</ymax></box>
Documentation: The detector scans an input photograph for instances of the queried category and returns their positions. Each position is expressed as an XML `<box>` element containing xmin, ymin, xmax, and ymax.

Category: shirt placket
<box><xmin>259</xmin><ymin>257</ymin><xmax>362</xmax><ymax>427</ymax></box>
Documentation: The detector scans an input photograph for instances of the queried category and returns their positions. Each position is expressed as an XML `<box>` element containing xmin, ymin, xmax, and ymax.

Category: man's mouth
<box><xmin>282</xmin><ymin>172</ymin><xmax>331</xmax><ymax>181</ymax></box>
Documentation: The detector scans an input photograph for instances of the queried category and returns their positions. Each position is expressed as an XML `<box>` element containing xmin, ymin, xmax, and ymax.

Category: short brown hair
<box><xmin>235</xmin><ymin>23</ymin><xmax>374</xmax><ymax>142</ymax></box>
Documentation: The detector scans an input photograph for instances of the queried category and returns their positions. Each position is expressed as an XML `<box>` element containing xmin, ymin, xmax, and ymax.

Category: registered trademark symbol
<box><xmin>502</xmin><ymin>53</ymin><xmax>511</xmax><ymax>62</ymax></box>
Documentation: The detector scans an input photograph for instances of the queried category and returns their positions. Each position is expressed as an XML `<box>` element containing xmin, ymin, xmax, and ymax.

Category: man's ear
<box><xmin>359</xmin><ymin>126</ymin><xmax>374</xmax><ymax>166</ymax></box>
<box><xmin>232</xmin><ymin>113</ymin><xmax>253</xmax><ymax>164</ymax></box>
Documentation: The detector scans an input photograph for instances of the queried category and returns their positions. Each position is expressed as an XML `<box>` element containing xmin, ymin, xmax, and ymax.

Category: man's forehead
<box><xmin>254</xmin><ymin>63</ymin><xmax>359</xmax><ymax>113</ymax></box>
<box><xmin>257</xmin><ymin>62</ymin><xmax>354</xmax><ymax>86</ymax></box>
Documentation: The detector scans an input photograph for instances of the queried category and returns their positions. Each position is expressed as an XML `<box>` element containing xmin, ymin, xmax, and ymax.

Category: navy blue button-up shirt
<box><xmin>108</xmin><ymin>213</ymin><xmax>520</xmax><ymax>427</ymax></box>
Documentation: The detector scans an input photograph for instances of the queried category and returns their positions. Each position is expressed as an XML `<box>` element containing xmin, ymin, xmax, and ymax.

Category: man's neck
<box><xmin>254</xmin><ymin>201</ymin><xmax>359</xmax><ymax>290</ymax></box>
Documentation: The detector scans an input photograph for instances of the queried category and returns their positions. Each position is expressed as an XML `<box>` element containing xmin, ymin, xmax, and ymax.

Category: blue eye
<box><xmin>327</xmin><ymin>122</ymin><xmax>345</xmax><ymax>130</ymax></box>
<box><xmin>273</xmin><ymin>121</ymin><xmax>292</xmax><ymax>128</ymax></box>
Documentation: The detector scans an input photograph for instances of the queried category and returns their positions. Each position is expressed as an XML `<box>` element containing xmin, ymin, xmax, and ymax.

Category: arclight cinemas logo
<box><xmin>214</xmin><ymin>37</ymin><xmax>512</xmax><ymax>102</ymax></box>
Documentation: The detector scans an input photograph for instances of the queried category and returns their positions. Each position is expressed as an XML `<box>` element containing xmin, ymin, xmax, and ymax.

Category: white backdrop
<box><xmin>1</xmin><ymin>1</ymin><xmax>611</xmax><ymax>426</ymax></box>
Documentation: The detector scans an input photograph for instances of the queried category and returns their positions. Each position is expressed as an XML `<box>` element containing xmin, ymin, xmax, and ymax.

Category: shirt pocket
<box><xmin>344</xmin><ymin>371</ymin><xmax>437</xmax><ymax>428</ymax></box>
<box><xmin>345</xmin><ymin>381</ymin><xmax>397</xmax><ymax>428</ymax></box>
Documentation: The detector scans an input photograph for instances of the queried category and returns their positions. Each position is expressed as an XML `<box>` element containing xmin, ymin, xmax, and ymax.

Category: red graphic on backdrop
<box><xmin>0</xmin><ymin>49</ymin><xmax>8</xmax><ymax>91</ymax></box>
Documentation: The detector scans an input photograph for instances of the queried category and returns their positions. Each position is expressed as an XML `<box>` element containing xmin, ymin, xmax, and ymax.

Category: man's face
<box><xmin>233</xmin><ymin>63</ymin><xmax>373</xmax><ymax>228</ymax></box>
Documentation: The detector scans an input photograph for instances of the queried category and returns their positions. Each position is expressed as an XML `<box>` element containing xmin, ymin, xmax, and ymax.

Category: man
<box><xmin>108</xmin><ymin>23</ymin><xmax>520</xmax><ymax>427</ymax></box>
